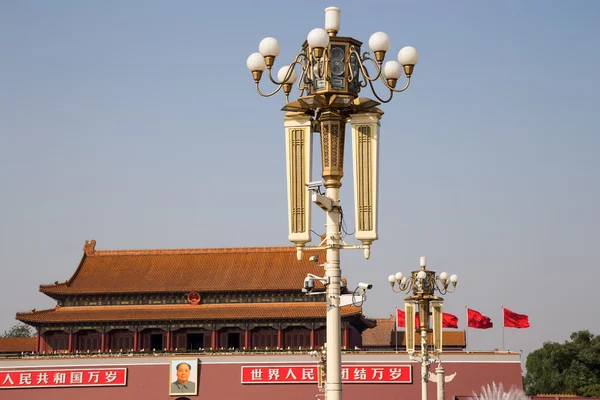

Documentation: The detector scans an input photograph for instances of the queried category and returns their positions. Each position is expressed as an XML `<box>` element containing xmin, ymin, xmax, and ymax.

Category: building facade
<box><xmin>16</xmin><ymin>241</ymin><xmax>373</xmax><ymax>355</ymax></box>
<box><xmin>0</xmin><ymin>241</ymin><xmax>532</xmax><ymax>399</ymax></box>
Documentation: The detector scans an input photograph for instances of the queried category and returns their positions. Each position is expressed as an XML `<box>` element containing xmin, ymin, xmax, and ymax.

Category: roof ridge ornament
<box><xmin>84</xmin><ymin>240</ymin><xmax>96</xmax><ymax>256</ymax></box>
<box><xmin>89</xmin><ymin>245</ymin><xmax>307</xmax><ymax>256</ymax></box>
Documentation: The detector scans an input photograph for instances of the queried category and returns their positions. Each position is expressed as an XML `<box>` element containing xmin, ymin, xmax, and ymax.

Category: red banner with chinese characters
<box><xmin>241</xmin><ymin>365</ymin><xmax>411</xmax><ymax>384</ymax></box>
<box><xmin>0</xmin><ymin>368</ymin><xmax>127</xmax><ymax>389</ymax></box>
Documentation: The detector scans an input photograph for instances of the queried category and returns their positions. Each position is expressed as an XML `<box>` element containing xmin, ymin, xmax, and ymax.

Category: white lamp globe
<box><xmin>398</xmin><ymin>46</ymin><xmax>419</xmax><ymax>66</ymax></box>
<box><xmin>368</xmin><ymin>32</ymin><xmax>391</xmax><ymax>52</ymax></box>
<box><xmin>417</xmin><ymin>271</ymin><xmax>426</xmax><ymax>280</ymax></box>
<box><xmin>388</xmin><ymin>274</ymin><xmax>396</xmax><ymax>283</ymax></box>
<box><xmin>307</xmin><ymin>28</ymin><xmax>329</xmax><ymax>48</ymax></box>
<box><xmin>439</xmin><ymin>272</ymin><xmax>449</xmax><ymax>281</ymax></box>
<box><xmin>383</xmin><ymin>61</ymin><xmax>402</xmax><ymax>79</ymax></box>
<box><xmin>246</xmin><ymin>52</ymin><xmax>267</xmax><ymax>72</ymax></box>
<box><xmin>259</xmin><ymin>37</ymin><xmax>281</xmax><ymax>57</ymax></box>
<box><xmin>450</xmin><ymin>274</ymin><xmax>458</xmax><ymax>283</ymax></box>
<box><xmin>395</xmin><ymin>272</ymin><xmax>404</xmax><ymax>282</ymax></box>
<box><xmin>325</xmin><ymin>7</ymin><xmax>341</xmax><ymax>33</ymax></box>
<box><xmin>277</xmin><ymin>66</ymin><xmax>297</xmax><ymax>84</ymax></box>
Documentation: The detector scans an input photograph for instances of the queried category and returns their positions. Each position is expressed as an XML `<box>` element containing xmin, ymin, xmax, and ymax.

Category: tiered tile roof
<box><xmin>16</xmin><ymin>241</ymin><xmax>375</xmax><ymax>327</ymax></box>
<box><xmin>39</xmin><ymin>240</ymin><xmax>328</xmax><ymax>296</ymax></box>
<box><xmin>17</xmin><ymin>303</ymin><xmax>363</xmax><ymax>324</ymax></box>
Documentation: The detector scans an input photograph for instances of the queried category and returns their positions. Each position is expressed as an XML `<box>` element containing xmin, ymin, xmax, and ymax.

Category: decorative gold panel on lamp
<box><xmin>432</xmin><ymin>302</ymin><xmax>443</xmax><ymax>353</ymax></box>
<box><xmin>349</xmin><ymin>112</ymin><xmax>382</xmax><ymax>258</ymax></box>
<box><xmin>284</xmin><ymin>113</ymin><xmax>313</xmax><ymax>256</ymax></box>
<box><xmin>319</xmin><ymin>111</ymin><xmax>345</xmax><ymax>189</ymax></box>
<box><xmin>405</xmin><ymin>302</ymin><xmax>416</xmax><ymax>353</ymax></box>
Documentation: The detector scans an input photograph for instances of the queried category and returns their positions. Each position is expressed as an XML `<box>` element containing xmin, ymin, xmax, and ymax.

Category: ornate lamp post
<box><xmin>247</xmin><ymin>7</ymin><xmax>418</xmax><ymax>400</ymax></box>
<box><xmin>388</xmin><ymin>256</ymin><xmax>458</xmax><ymax>400</ymax></box>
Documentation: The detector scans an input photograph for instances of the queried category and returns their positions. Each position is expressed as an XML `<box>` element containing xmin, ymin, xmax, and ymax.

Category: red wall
<box><xmin>0</xmin><ymin>352</ymin><xmax>523</xmax><ymax>400</ymax></box>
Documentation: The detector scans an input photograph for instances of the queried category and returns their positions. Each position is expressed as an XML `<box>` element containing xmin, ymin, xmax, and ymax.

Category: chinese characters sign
<box><xmin>241</xmin><ymin>365</ymin><xmax>411</xmax><ymax>384</ymax></box>
<box><xmin>0</xmin><ymin>368</ymin><xmax>127</xmax><ymax>389</ymax></box>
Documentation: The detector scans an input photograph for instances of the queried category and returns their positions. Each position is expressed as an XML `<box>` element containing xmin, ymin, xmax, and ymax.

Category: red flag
<box><xmin>396</xmin><ymin>309</ymin><xmax>419</xmax><ymax>329</ymax></box>
<box><xmin>442</xmin><ymin>312</ymin><xmax>459</xmax><ymax>328</ymax></box>
<box><xmin>467</xmin><ymin>308</ymin><xmax>493</xmax><ymax>329</ymax></box>
<box><xmin>396</xmin><ymin>310</ymin><xmax>456</xmax><ymax>328</ymax></box>
<box><xmin>503</xmin><ymin>308</ymin><xmax>530</xmax><ymax>328</ymax></box>
<box><xmin>396</xmin><ymin>308</ymin><xmax>406</xmax><ymax>328</ymax></box>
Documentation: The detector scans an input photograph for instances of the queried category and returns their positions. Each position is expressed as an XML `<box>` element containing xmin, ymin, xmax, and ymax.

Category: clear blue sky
<box><xmin>1</xmin><ymin>0</ymin><xmax>599</xmax><ymax>365</ymax></box>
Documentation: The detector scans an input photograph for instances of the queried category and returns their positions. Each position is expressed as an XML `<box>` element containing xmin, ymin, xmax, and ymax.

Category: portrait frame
<box><xmin>169</xmin><ymin>357</ymin><xmax>198</xmax><ymax>396</ymax></box>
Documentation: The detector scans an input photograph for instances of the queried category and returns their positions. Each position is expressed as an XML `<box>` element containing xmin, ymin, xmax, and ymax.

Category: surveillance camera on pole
<box><xmin>302</xmin><ymin>277</ymin><xmax>315</xmax><ymax>293</ymax></box>
<box><xmin>306</xmin><ymin>181</ymin><xmax>323</xmax><ymax>193</ymax></box>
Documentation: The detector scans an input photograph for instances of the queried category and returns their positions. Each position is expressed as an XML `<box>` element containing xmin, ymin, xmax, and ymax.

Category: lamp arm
<box><xmin>432</xmin><ymin>277</ymin><xmax>457</xmax><ymax>294</ymax></box>
<box><xmin>366</xmin><ymin>78</ymin><xmax>394</xmax><ymax>103</ymax></box>
<box><xmin>433</xmin><ymin>278</ymin><xmax>447</xmax><ymax>294</ymax></box>
<box><xmin>445</xmin><ymin>285</ymin><xmax>457</xmax><ymax>294</ymax></box>
<box><xmin>296</xmin><ymin>61</ymin><xmax>310</xmax><ymax>92</ymax></box>
<box><xmin>390</xmin><ymin>285</ymin><xmax>404</xmax><ymax>294</ymax></box>
<box><xmin>255</xmin><ymin>81</ymin><xmax>284</xmax><ymax>97</ymax></box>
<box><xmin>349</xmin><ymin>47</ymin><xmax>382</xmax><ymax>82</ymax></box>
<box><xmin>266</xmin><ymin>54</ymin><xmax>307</xmax><ymax>86</ymax></box>
<box><xmin>307</xmin><ymin>47</ymin><xmax>330</xmax><ymax>81</ymax></box>
<box><xmin>399</xmin><ymin>278</ymin><xmax>414</xmax><ymax>293</ymax></box>
<box><xmin>379</xmin><ymin>74</ymin><xmax>412</xmax><ymax>93</ymax></box>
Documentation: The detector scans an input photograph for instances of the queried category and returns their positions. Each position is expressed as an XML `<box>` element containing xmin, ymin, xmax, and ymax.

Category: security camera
<box><xmin>309</xmin><ymin>254</ymin><xmax>319</xmax><ymax>263</ymax></box>
<box><xmin>358</xmin><ymin>282</ymin><xmax>373</xmax><ymax>290</ymax></box>
<box><xmin>306</xmin><ymin>181</ymin><xmax>323</xmax><ymax>191</ymax></box>
<box><xmin>302</xmin><ymin>277</ymin><xmax>315</xmax><ymax>293</ymax></box>
<box><xmin>312</xmin><ymin>192</ymin><xmax>333</xmax><ymax>211</ymax></box>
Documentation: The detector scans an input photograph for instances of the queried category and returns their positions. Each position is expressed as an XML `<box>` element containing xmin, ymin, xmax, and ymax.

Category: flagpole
<box><xmin>465</xmin><ymin>304</ymin><xmax>468</xmax><ymax>351</ymax></box>
<box><xmin>394</xmin><ymin>305</ymin><xmax>398</xmax><ymax>353</ymax></box>
<box><xmin>501</xmin><ymin>304</ymin><xmax>505</xmax><ymax>351</ymax></box>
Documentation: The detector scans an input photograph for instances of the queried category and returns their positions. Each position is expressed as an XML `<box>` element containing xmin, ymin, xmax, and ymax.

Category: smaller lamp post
<box><xmin>309</xmin><ymin>347</ymin><xmax>327</xmax><ymax>391</ymax></box>
<box><xmin>388</xmin><ymin>256</ymin><xmax>458</xmax><ymax>400</ymax></box>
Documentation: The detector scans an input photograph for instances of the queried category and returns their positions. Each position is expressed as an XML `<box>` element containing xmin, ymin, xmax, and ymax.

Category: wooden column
<box><xmin>244</xmin><ymin>326</ymin><xmax>249</xmax><ymax>349</ymax></box>
<box><xmin>310</xmin><ymin>327</ymin><xmax>315</xmax><ymax>349</ymax></box>
<box><xmin>101</xmin><ymin>330</ymin><xmax>106</xmax><ymax>352</ymax></box>
<box><xmin>277</xmin><ymin>328</ymin><xmax>282</xmax><ymax>349</ymax></box>
<box><xmin>343</xmin><ymin>326</ymin><xmax>349</xmax><ymax>349</ymax></box>
<box><xmin>133</xmin><ymin>328</ymin><xmax>138</xmax><ymax>351</ymax></box>
<box><xmin>166</xmin><ymin>330</ymin><xmax>171</xmax><ymax>351</ymax></box>
<box><xmin>211</xmin><ymin>328</ymin><xmax>217</xmax><ymax>349</ymax></box>
<box><xmin>35</xmin><ymin>329</ymin><xmax>40</xmax><ymax>354</ymax></box>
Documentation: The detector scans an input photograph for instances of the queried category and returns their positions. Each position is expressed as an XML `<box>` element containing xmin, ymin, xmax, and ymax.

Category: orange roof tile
<box><xmin>361</xmin><ymin>317</ymin><xmax>395</xmax><ymax>347</ymax></box>
<box><xmin>361</xmin><ymin>317</ymin><xmax>466</xmax><ymax>347</ymax></box>
<box><xmin>0</xmin><ymin>337</ymin><xmax>36</xmax><ymax>353</ymax></box>
<box><xmin>17</xmin><ymin>303</ymin><xmax>362</xmax><ymax>324</ymax></box>
<box><xmin>40</xmin><ymin>242</ymin><xmax>327</xmax><ymax>296</ymax></box>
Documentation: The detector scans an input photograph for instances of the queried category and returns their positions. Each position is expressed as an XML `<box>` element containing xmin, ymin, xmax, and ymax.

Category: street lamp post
<box><xmin>388</xmin><ymin>256</ymin><xmax>458</xmax><ymax>400</ymax></box>
<box><xmin>247</xmin><ymin>7</ymin><xmax>419</xmax><ymax>400</ymax></box>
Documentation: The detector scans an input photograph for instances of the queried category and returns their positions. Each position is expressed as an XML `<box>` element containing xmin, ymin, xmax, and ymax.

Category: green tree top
<box><xmin>1</xmin><ymin>323</ymin><xmax>34</xmax><ymax>338</ymax></box>
<box><xmin>524</xmin><ymin>330</ymin><xmax>600</xmax><ymax>397</ymax></box>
